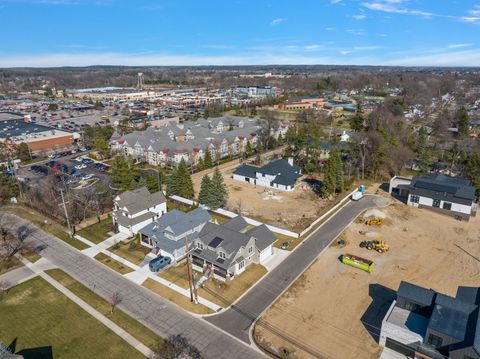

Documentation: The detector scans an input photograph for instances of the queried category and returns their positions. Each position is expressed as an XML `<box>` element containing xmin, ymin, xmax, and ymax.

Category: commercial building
<box><xmin>234</xmin><ymin>86</ymin><xmax>277</xmax><ymax>97</ymax></box>
<box><xmin>380</xmin><ymin>281</ymin><xmax>480</xmax><ymax>359</ymax></box>
<box><xmin>0</xmin><ymin>117</ymin><xmax>78</xmax><ymax>153</ymax></box>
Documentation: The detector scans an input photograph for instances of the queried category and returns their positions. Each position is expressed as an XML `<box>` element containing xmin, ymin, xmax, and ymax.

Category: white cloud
<box><xmin>325</xmin><ymin>27</ymin><xmax>336</xmax><ymax>31</ymax></box>
<box><xmin>270</xmin><ymin>18</ymin><xmax>286</xmax><ymax>26</ymax></box>
<box><xmin>448</xmin><ymin>43</ymin><xmax>473</xmax><ymax>49</ymax></box>
<box><xmin>361</xmin><ymin>1</ymin><xmax>433</xmax><ymax>17</ymax></box>
<box><xmin>353</xmin><ymin>14</ymin><xmax>367</xmax><ymax>20</ymax></box>
<box><xmin>460</xmin><ymin>16</ymin><xmax>480</xmax><ymax>23</ymax></box>
<box><xmin>384</xmin><ymin>49</ymin><xmax>480</xmax><ymax>67</ymax></box>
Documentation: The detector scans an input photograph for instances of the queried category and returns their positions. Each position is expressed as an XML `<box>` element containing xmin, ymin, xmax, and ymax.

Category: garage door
<box><xmin>385</xmin><ymin>338</ymin><xmax>415</xmax><ymax>357</ymax></box>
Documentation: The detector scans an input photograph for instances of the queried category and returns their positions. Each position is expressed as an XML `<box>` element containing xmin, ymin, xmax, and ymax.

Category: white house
<box><xmin>112</xmin><ymin>187</ymin><xmax>167</xmax><ymax>236</ymax></box>
<box><xmin>233</xmin><ymin>158</ymin><xmax>301</xmax><ymax>192</ymax></box>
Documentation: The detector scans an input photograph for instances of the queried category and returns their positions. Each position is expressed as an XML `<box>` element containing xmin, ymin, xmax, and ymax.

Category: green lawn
<box><xmin>77</xmin><ymin>216</ymin><xmax>114</xmax><ymax>244</ymax></box>
<box><xmin>94</xmin><ymin>252</ymin><xmax>134</xmax><ymax>275</ymax></box>
<box><xmin>108</xmin><ymin>241</ymin><xmax>151</xmax><ymax>265</ymax></box>
<box><xmin>0</xmin><ymin>276</ymin><xmax>145</xmax><ymax>359</ymax></box>
<box><xmin>46</xmin><ymin>269</ymin><xmax>163</xmax><ymax>351</ymax></box>
<box><xmin>1</xmin><ymin>206</ymin><xmax>89</xmax><ymax>250</ymax></box>
<box><xmin>0</xmin><ymin>256</ymin><xmax>23</xmax><ymax>276</ymax></box>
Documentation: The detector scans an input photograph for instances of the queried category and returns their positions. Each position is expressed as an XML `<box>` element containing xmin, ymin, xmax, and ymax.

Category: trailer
<box><xmin>341</xmin><ymin>253</ymin><xmax>375</xmax><ymax>273</ymax></box>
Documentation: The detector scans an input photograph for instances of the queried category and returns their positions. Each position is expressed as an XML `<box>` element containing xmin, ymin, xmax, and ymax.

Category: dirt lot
<box><xmin>254</xmin><ymin>203</ymin><xmax>480</xmax><ymax>359</ymax></box>
<box><xmin>193</xmin><ymin>164</ymin><xmax>336</xmax><ymax>232</ymax></box>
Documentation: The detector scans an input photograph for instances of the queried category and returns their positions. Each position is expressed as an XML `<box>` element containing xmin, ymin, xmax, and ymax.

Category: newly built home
<box><xmin>380</xmin><ymin>281</ymin><xmax>480</xmax><ymax>359</ymax></box>
<box><xmin>389</xmin><ymin>173</ymin><xmax>477</xmax><ymax>220</ymax></box>
<box><xmin>233</xmin><ymin>158</ymin><xmax>302</xmax><ymax>191</ymax></box>
<box><xmin>137</xmin><ymin>208</ymin><xmax>211</xmax><ymax>261</ymax></box>
<box><xmin>190</xmin><ymin>216</ymin><xmax>276</xmax><ymax>281</ymax></box>
<box><xmin>112</xmin><ymin>187</ymin><xmax>167</xmax><ymax>236</ymax></box>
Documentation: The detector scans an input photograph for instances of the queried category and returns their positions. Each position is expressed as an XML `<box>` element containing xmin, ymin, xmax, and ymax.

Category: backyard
<box><xmin>0</xmin><ymin>276</ymin><xmax>145</xmax><ymax>359</ymax></box>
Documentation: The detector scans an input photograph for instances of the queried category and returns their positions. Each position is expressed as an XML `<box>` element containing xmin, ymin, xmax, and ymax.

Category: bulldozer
<box><xmin>365</xmin><ymin>217</ymin><xmax>383</xmax><ymax>226</ymax></box>
<box><xmin>359</xmin><ymin>239</ymin><xmax>389</xmax><ymax>253</ymax></box>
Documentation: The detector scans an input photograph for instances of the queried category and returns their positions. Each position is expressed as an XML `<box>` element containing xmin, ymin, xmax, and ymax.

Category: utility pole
<box><xmin>185</xmin><ymin>239</ymin><xmax>194</xmax><ymax>302</ymax></box>
<box><xmin>59</xmin><ymin>189</ymin><xmax>72</xmax><ymax>237</ymax></box>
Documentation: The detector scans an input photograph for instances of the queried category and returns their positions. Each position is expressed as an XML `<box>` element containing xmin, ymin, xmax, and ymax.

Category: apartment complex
<box><xmin>111</xmin><ymin>115</ymin><xmax>288</xmax><ymax>167</ymax></box>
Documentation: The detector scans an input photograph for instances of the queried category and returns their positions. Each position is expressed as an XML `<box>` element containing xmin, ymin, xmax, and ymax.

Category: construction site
<box><xmin>254</xmin><ymin>202</ymin><xmax>480</xmax><ymax>359</ymax></box>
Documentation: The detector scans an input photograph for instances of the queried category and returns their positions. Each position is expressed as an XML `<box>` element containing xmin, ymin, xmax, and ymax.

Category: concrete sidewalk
<box><xmin>0</xmin><ymin>266</ymin><xmax>36</xmax><ymax>287</ymax></box>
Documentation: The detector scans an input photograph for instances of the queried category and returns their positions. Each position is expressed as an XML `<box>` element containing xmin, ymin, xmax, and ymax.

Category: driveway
<box><xmin>0</xmin><ymin>213</ymin><xmax>264</xmax><ymax>359</ymax></box>
<box><xmin>205</xmin><ymin>195</ymin><xmax>389</xmax><ymax>343</ymax></box>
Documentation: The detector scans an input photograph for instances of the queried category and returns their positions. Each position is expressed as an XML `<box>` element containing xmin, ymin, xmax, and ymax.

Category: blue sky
<box><xmin>0</xmin><ymin>0</ymin><xmax>479</xmax><ymax>67</ymax></box>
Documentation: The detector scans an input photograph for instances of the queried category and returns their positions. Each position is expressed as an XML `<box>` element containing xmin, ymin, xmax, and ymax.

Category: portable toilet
<box><xmin>359</xmin><ymin>185</ymin><xmax>366</xmax><ymax>193</ymax></box>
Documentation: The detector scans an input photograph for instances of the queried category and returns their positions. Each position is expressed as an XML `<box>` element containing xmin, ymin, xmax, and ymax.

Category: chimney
<box><xmin>288</xmin><ymin>157</ymin><xmax>293</xmax><ymax>166</ymax></box>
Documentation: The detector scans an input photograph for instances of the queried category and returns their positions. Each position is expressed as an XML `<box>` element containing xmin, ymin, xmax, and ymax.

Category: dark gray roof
<box><xmin>456</xmin><ymin>286</ymin><xmax>480</xmax><ymax>305</ymax></box>
<box><xmin>397</xmin><ymin>281</ymin><xmax>435</xmax><ymax>307</ymax></box>
<box><xmin>428</xmin><ymin>294</ymin><xmax>477</xmax><ymax>341</ymax></box>
<box><xmin>246</xmin><ymin>224</ymin><xmax>277</xmax><ymax>251</ymax></box>
<box><xmin>115</xmin><ymin>187</ymin><xmax>166</xmax><ymax>214</ymax></box>
<box><xmin>0</xmin><ymin>119</ymin><xmax>62</xmax><ymax>139</ymax></box>
<box><xmin>260</xmin><ymin>159</ymin><xmax>301</xmax><ymax>176</ymax></box>
<box><xmin>233</xmin><ymin>164</ymin><xmax>258</xmax><ymax>178</ymax></box>
<box><xmin>411</xmin><ymin>173</ymin><xmax>476</xmax><ymax>201</ymax></box>
<box><xmin>222</xmin><ymin>216</ymin><xmax>249</xmax><ymax>232</ymax></box>
<box><xmin>113</xmin><ymin>210</ymin><xmax>156</xmax><ymax>227</ymax></box>
<box><xmin>192</xmin><ymin>247</ymin><xmax>231</xmax><ymax>270</ymax></box>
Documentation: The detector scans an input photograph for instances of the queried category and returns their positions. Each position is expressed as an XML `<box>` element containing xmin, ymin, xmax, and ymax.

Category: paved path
<box><xmin>0</xmin><ymin>213</ymin><xmax>264</xmax><ymax>359</ymax></box>
<box><xmin>0</xmin><ymin>266</ymin><xmax>36</xmax><ymax>287</ymax></box>
<box><xmin>206</xmin><ymin>195</ymin><xmax>389</xmax><ymax>343</ymax></box>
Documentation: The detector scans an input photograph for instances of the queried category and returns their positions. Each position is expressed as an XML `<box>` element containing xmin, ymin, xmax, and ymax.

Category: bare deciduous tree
<box><xmin>109</xmin><ymin>291</ymin><xmax>122</xmax><ymax>314</ymax></box>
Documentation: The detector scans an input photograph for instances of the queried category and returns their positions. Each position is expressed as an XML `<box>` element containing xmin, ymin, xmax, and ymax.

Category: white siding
<box><xmin>451</xmin><ymin>202</ymin><xmax>473</xmax><ymax>215</ymax></box>
<box><xmin>259</xmin><ymin>245</ymin><xmax>273</xmax><ymax>263</ymax></box>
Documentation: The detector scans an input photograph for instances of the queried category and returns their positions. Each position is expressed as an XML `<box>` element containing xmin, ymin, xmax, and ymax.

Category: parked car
<box><xmin>47</xmin><ymin>154</ymin><xmax>56</xmax><ymax>159</ymax></box>
<box><xmin>80</xmin><ymin>173</ymin><xmax>94</xmax><ymax>181</ymax></box>
<box><xmin>75</xmin><ymin>164</ymin><xmax>87</xmax><ymax>170</ymax></box>
<box><xmin>149</xmin><ymin>256</ymin><xmax>172</xmax><ymax>272</ymax></box>
<box><xmin>81</xmin><ymin>158</ymin><xmax>94</xmax><ymax>165</ymax></box>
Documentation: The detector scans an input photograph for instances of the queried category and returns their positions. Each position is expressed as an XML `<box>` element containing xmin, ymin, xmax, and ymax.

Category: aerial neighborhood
<box><xmin>1</xmin><ymin>15</ymin><xmax>480</xmax><ymax>358</ymax></box>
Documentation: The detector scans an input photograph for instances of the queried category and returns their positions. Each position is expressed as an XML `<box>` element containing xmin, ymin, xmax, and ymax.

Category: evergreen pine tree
<box><xmin>166</xmin><ymin>167</ymin><xmax>179</xmax><ymax>197</ymax></box>
<box><xmin>322</xmin><ymin>160</ymin><xmax>336</xmax><ymax>198</ymax></box>
<box><xmin>176</xmin><ymin>159</ymin><xmax>195</xmax><ymax>199</ymax></box>
<box><xmin>417</xmin><ymin>126</ymin><xmax>431</xmax><ymax>173</ymax></box>
<box><xmin>204</xmin><ymin>149</ymin><xmax>213</xmax><ymax>169</ymax></box>
<box><xmin>198</xmin><ymin>175</ymin><xmax>212</xmax><ymax>206</ymax></box>
<box><xmin>197</xmin><ymin>157</ymin><xmax>204</xmax><ymax>171</ymax></box>
<box><xmin>331</xmin><ymin>148</ymin><xmax>344</xmax><ymax>193</ymax></box>
<box><xmin>245</xmin><ymin>141</ymin><xmax>253</xmax><ymax>157</ymax></box>
<box><xmin>210</xmin><ymin>167</ymin><xmax>228</xmax><ymax>209</ymax></box>
<box><xmin>457</xmin><ymin>106</ymin><xmax>470</xmax><ymax>136</ymax></box>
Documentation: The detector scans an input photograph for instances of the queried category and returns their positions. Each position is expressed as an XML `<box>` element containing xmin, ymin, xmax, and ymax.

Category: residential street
<box><xmin>205</xmin><ymin>195</ymin><xmax>389</xmax><ymax>343</ymax></box>
<box><xmin>0</xmin><ymin>213</ymin><xmax>264</xmax><ymax>359</ymax></box>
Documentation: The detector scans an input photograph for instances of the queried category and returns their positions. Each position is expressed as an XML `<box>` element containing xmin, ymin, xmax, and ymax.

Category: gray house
<box><xmin>138</xmin><ymin>208</ymin><xmax>211</xmax><ymax>262</ymax></box>
<box><xmin>380</xmin><ymin>281</ymin><xmax>480</xmax><ymax>359</ymax></box>
<box><xmin>190</xmin><ymin>216</ymin><xmax>276</xmax><ymax>281</ymax></box>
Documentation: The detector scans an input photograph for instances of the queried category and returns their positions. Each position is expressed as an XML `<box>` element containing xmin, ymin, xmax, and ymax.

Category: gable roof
<box><xmin>246</xmin><ymin>224</ymin><xmax>277</xmax><ymax>251</ymax></box>
<box><xmin>397</xmin><ymin>281</ymin><xmax>435</xmax><ymax>307</ymax></box>
<box><xmin>233</xmin><ymin>159</ymin><xmax>301</xmax><ymax>187</ymax></box>
<box><xmin>222</xmin><ymin>216</ymin><xmax>249</xmax><ymax>232</ymax></box>
<box><xmin>115</xmin><ymin>187</ymin><xmax>166</xmax><ymax>213</ymax></box>
<box><xmin>411</xmin><ymin>173</ymin><xmax>475</xmax><ymax>201</ymax></box>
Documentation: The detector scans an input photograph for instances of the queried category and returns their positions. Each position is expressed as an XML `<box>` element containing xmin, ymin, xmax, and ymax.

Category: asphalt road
<box><xmin>0</xmin><ymin>213</ymin><xmax>264</xmax><ymax>359</ymax></box>
<box><xmin>205</xmin><ymin>195</ymin><xmax>389</xmax><ymax>344</ymax></box>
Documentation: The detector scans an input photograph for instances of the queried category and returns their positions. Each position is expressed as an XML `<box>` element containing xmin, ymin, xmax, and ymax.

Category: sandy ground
<box><xmin>193</xmin><ymin>164</ymin><xmax>332</xmax><ymax>232</ymax></box>
<box><xmin>254</xmin><ymin>203</ymin><xmax>480</xmax><ymax>359</ymax></box>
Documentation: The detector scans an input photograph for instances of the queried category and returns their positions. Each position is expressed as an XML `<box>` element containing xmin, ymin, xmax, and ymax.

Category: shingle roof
<box><xmin>233</xmin><ymin>159</ymin><xmax>301</xmax><ymax>187</ymax></box>
<box><xmin>246</xmin><ymin>224</ymin><xmax>277</xmax><ymax>251</ymax></box>
<box><xmin>233</xmin><ymin>164</ymin><xmax>258</xmax><ymax>178</ymax></box>
<box><xmin>115</xmin><ymin>187</ymin><xmax>166</xmax><ymax>214</ymax></box>
<box><xmin>397</xmin><ymin>281</ymin><xmax>435</xmax><ymax>307</ymax></box>
<box><xmin>411</xmin><ymin>173</ymin><xmax>476</xmax><ymax>201</ymax></box>
<box><xmin>222</xmin><ymin>216</ymin><xmax>249</xmax><ymax>232</ymax></box>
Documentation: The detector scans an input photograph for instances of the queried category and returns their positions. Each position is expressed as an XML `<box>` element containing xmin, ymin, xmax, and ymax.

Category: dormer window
<box><xmin>219</xmin><ymin>252</ymin><xmax>226</xmax><ymax>259</ymax></box>
<box><xmin>197</xmin><ymin>243</ymin><xmax>203</xmax><ymax>250</ymax></box>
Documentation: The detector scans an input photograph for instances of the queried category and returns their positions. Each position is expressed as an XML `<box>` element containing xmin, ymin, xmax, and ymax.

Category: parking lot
<box><xmin>17</xmin><ymin>153</ymin><xmax>111</xmax><ymax>189</ymax></box>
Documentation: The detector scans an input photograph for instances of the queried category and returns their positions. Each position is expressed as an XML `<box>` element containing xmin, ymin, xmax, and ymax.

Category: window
<box><xmin>410</xmin><ymin>195</ymin><xmax>420</xmax><ymax>203</ymax></box>
<box><xmin>443</xmin><ymin>202</ymin><xmax>452</xmax><ymax>210</ymax></box>
<box><xmin>427</xmin><ymin>334</ymin><xmax>443</xmax><ymax>348</ymax></box>
<box><xmin>238</xmin><ymin>260</ymin><xmax>245</xmax><ymax>269</ymax></box>
<box><xmin>248</xmin><ymin>246</ymin><xmax>253</xmax><ymax>254</ymax></box>
<box><xmin>433</xmin><ymin>199</ymin><xmax>441</xmax><ymax>208</ymax></box>
<box><xmin>219</xmin><ymin>252</ymin><xmax>226</xmax><ymax>259</ymax></box>
<box><xmin>197</xmin><ymin>243</ymin><xmax>203</xmax><ymax>250</ymax></box>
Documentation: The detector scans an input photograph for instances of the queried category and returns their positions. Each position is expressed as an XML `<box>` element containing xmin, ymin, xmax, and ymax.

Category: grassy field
<box><xmin>143</xmin><ymin>278</ymin><xmax>214</xmax><ymax>315</ymax></box>
<box><xmin>0</xmin><ymin>276</ymin><xmax>145</xmax><ymax>359</ymax></box>
<box><xmin>198</xmin><ymin>264</ymin><xmax>267</xmax><ymax>307</ymax></box>
<box><xmin>94</xmin><ymin>252</ymin><xmax>134</xmax><ymax>275</ymax></box>
<box><xmin>158</xmin><ymin>262</ymin><xmax>190</xmax><ymax>289</ymax></box>
<box><xmin>108</xmin><ymin>241</ymin><xmax>151</xmax><ymax>265</ymax></box>
<box><xmin>0</xmin><ymin>256</ymin><xmax>23</xmax><ymax>276</ymax></box>
<box><xmin>208</xmin><ymin>211</ymin><xmax>230</xmax><ymax>224</ymax></box>
<box><xmin>1</xmin><ymin>206</ymin><xmax>89</xmax><ymax>250</ymax></box>
<box><xmin>46</xmin><ymin>269</ymin><xmax>163</xmax><ymax>351</ymax></box>
<box><xmin>77</xmin><ymin>216</ymin><xmax>114</xmax><ymax>244</ymax></box>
